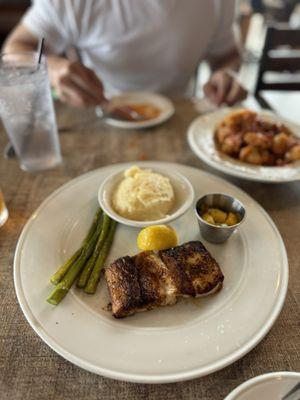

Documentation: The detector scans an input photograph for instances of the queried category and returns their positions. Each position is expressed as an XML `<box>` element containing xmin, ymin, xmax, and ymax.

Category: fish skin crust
<box><xmin>105</xmin><ymin>241</ymin><xmax>224</xmax><ymax>318</ymax></box>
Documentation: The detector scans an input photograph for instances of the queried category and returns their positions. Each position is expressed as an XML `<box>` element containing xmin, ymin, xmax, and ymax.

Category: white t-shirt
<box><xmin>22</xmin><ymin>0</ymin><xmax>237</xmax><ymax>95</ymax></box>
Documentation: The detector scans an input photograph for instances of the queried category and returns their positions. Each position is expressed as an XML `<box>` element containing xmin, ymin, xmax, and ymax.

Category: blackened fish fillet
<box><xmin>105</xmin><ymin>241</ymin><xmax>224</xmax><ymax>318</ymax></box>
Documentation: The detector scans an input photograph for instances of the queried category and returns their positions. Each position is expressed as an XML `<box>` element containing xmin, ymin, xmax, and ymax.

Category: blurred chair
<box><xmin>265</xmin><ymin>0</ymin><xmax>300</xmax><ymax>23</ymax></box>
<box><xmin>254</xmin><ymin>24</ymin><xmax>300</xmax><ymax>107</ymax></box>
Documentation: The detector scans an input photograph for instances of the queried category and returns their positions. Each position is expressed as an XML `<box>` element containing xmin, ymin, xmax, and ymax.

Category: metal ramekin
<box><xmin>195</xmin><ymin>193</ymin><xmax>246</xmax><ymax>244</ymax></box>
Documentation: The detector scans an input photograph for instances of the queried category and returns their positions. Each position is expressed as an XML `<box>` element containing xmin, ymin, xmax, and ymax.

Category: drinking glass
<box><xmin>0</xmin><ymin>188</ymin><xmax>8</xmax><ymax>227</ymax></box>
<box><xmin>0</xmin><ymin>52</ymin><xmax>62</xmax><ymax>171</ymax></box>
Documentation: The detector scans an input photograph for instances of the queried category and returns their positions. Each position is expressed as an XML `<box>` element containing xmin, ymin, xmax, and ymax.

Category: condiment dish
<box><xmin>195</xmin><ymin>193</ymin><xmax>246</xmax><ymax>243</ymax></box>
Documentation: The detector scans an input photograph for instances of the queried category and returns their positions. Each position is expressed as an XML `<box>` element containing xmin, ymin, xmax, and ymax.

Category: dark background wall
<box><xmin>0</xmin><ymin>0</ymin><xmax>30</xmax><ymax>46</ymax></box>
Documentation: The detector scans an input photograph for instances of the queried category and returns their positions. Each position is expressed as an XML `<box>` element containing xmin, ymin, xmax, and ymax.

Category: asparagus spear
<box><xmin>84</xmin><ymin>220</ymin><xmax>117</xmax><ymax>294</ymax></box>
<box><xmin>47</xmin><ymin>215</ymin><xmax>103</xmax><ymax>305</ymax></box>
<box><xmin>76</xmin><ymin>214</ymin><xmax>111</xmax><ymax>288</ymax></box>
<box><xmin>50</xmin><ymin>208</ymin><xmax>102</xmax><ymax>285</ymax></box>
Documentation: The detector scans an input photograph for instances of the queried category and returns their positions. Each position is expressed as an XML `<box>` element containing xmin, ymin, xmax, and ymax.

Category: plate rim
<box><xmin>224</xmin><ymin>371</ymin><xmax>300</xmax><ymax>399</ymax></box>
<box><xmin>187</xmin><ymin>109</ymin><xmax>300</xmax><ymax>183</ymax></box>
<box><xmin>13</xmin><ymin>162</ymin><xmax>289</xmax><ymax>383</ymax></box>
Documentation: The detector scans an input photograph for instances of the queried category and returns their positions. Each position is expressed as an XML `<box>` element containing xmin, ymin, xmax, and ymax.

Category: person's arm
<box><xmin>207</xmin><ymin>46</ymin><xmax>241</xmax><ymax>72</ymax></box>
<box><xmin>203</xmin><ymin>0</ymin><xmax>247</xmax><ymax>106</ymax></box>
<box><xmin>203</xmin><ymin>46</ymin><xmax>247</xmax><ymax>106</ymax></box>
<box><xmin>3</xmin><ymin>24</ymin><xmax>105</xmax><ymax>108</ymax></box>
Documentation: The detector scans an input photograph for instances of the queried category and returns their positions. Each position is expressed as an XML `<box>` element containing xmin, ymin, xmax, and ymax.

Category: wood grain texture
<box><xmin>0</xmin><ymin>99</ymin><xmax>299</xmax><ymax>400</ymax></box>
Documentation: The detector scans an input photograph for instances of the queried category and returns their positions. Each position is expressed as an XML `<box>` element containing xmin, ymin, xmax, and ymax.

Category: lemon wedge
<box><xmin>137</xmin><ymin>225</ymin><xmax>178</xmax><ymax>251</ymax></box>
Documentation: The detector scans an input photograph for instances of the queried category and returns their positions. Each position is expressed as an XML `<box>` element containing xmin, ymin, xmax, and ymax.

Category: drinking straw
<box><xmin>36</xmin><ymin>37</ymin><xmax>45</xmax><ymax>68</ymax></box>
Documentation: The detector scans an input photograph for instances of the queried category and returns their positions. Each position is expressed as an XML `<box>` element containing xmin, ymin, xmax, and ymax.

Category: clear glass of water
<box><xmin>0</xmin><ymin>188</ymin><xmax>8</xmax><ymax>227</ymax></box>
<box><xmin>0</xmin><ymin>52</ymin><xmax>62</xmax><ymax>171</ymax></box>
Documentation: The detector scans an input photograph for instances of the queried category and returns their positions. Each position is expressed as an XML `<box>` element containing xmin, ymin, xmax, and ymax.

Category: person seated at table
<box><xmin>3</xmin><ymin>0</ymin><xmax>247</xmax><ymax>108</ymax></box>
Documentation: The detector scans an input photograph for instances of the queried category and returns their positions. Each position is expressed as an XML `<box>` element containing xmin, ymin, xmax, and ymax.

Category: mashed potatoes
<box><xmin>112</xmin><ymin>166</ymin><xmax>175</xmax><ymax>221</ymax></box>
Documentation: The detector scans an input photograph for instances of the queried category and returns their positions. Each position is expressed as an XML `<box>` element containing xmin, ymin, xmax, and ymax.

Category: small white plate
<box><xmin>188</xmin><ymin>108</ymin><xmax>300</xmax><ymax>183</ymax></box>
<box><xmin>224</xmin><ymin>371</ymin><xmax>300</xmax><ymax>400</ymax></box>
<box><xmin>98</xmin><ymin>92</ymin><xmax>175</xmax><ymax>129</ymax></box>
<box><xmin>14</xmin><ymin>162</ymin><xmax>288</xmax><ymax>383</ymax></box>
<box><xmin>98</xmin><ymin>165</ymin><xmax>194</xmax><ymax>227</ymax></box>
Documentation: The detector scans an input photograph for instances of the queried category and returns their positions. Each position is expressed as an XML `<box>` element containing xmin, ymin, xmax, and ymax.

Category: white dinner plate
<box><xmin>99</xmin><ymin>92</ymin><xmax>174</xmax><ymax>129</ymax></box>
<box><xmin>188</xmin><ymin>108</ymin><xmax>300</xmax><ymax>183</ymax></box>
<box><xmin>224</xmin><ymin>371</ymin><xmax>300</xmax><ymax>400</ymax></box>
<box><xmin>14</xmin><ymin>162</ymin><xmax>288</xmax><ymax>383</ymax></box>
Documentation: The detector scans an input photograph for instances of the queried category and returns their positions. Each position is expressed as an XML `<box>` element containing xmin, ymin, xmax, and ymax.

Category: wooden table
<box><xmin>0</xmin><ymin>98</ymin><xmax>299</xmax><ymax>400</ymax></box>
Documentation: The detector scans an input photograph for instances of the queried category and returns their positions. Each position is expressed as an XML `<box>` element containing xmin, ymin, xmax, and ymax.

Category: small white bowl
<box><xmin>98</xmin><ymin>165</ymin><xmax>194</xmax><ymax>228</ymax></box>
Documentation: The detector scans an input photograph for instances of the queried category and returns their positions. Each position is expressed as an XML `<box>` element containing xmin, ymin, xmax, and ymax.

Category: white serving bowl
<box><xmin>98</xmin><ymin>164</ymin><xmax>195</xmax><ymax>228</ymax></box>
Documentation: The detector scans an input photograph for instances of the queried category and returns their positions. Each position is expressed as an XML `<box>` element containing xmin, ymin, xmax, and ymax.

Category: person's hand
<box><xmin>203</xmin><ymin>69</ymin><xmax>247</xmax><ymax>107</ymax></box>
<box><xmin>49</xmin><ymin>58</ymin><xmax>106</xmax><ymax>108</ymax></box>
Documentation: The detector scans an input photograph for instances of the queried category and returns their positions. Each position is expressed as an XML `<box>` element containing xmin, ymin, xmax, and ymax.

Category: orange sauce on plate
<box><xmin>126</xmin><ymin>103</ymin><xmax>161</xmax><ymax>120</ymax></box>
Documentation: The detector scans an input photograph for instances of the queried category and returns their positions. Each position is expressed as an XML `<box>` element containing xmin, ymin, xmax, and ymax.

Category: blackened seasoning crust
<box><xmin>105</xmin><ymin>241</ymin><xmax>224</xmax><ymax>318</ymax></box>
<box><xmin>104</xmin><ymin>256</ymin><xmax>141</xmax><ymax>318</ymax></box>
<box><xmin>159</xmin><ymin>241</ymin><xmax>224</xmax><ymax>297</ymax></box>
